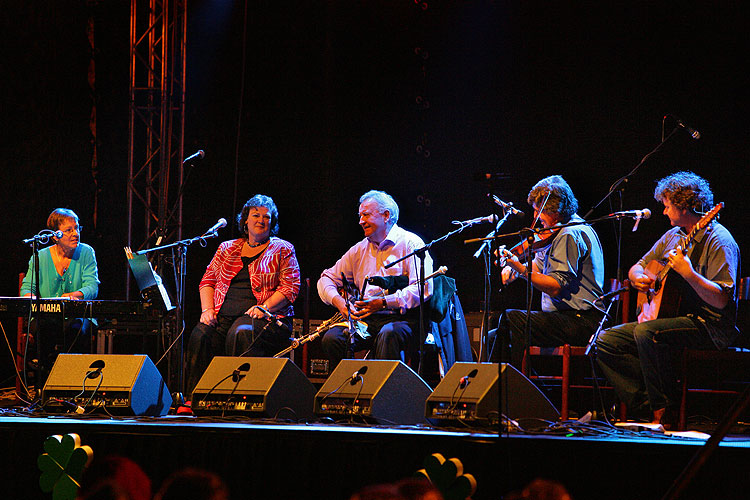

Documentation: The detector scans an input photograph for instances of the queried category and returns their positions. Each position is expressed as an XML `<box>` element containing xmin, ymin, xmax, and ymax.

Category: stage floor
<box><xmin>2</xmin><ymin>407</ymin><xmax>750</xmax><ymax>500</ymax></box>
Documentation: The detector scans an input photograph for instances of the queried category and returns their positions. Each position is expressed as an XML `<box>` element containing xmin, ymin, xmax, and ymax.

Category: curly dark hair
<box><xmin>654</xmin><ymin>171</ymin><xmax>714</xmax><ymax>214</ymax></box>
<box><xmin>527</xmin><ymin>175</ymin><xmax>578</xmax><ymax>222</ymax></box>
<box><xmin>236</xmin><ymin>194</ymin><xmax>279</xmax><ymax>237</ymax></box>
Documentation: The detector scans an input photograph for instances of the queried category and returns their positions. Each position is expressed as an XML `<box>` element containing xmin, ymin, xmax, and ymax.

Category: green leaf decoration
<box><xmin>416</xmin><ymin>452</ymin><xmax>477</xmax><ymax>500</ymax></box>
<box><xmin>38</xmin><ymin>433</ymin><xmax>94</xmax><ymax>500</ymax></box>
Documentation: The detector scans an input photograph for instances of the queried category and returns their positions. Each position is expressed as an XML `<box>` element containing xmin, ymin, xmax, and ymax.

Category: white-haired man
<box><xmin>318</xmin><ymin>190</ymin><xmax>433</xmax><ymax>369</ymax></box>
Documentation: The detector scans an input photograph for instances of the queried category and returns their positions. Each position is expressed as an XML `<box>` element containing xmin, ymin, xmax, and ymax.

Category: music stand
<box><xmin>126</xmin><ymin>252</ymin><xmax>175</xmax><ymax>314</ymax></box>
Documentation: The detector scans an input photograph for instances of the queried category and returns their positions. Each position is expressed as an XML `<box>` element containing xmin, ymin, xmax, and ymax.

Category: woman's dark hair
<box><xmin>236</xmin><ymin>194</ymin><xmax>280</xmax><ymax>236</ymax></box>
<box><xmin>654</xmin><ymin>171</ymin><xmax>714</xmax><ymax>214</ymax></box>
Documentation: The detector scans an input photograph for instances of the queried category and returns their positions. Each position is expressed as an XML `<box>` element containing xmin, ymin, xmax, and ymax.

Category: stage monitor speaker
<box><xmin>314</xmin><ymin>359</ymin><xmax>432</xmax><ymax>425</ymax></box>
<box><xmin>191</xmin><ymin>357</ymin><xmax>316</xmax><ymax>419</ymax></box>
<box><xmin>425</xmin><ymin>362</ymin><xmax>559</xmax><ymax>425</ymax></box>
<box><xmin>41</xmin><ymin>354</ymin><xmax>172</xmax><ymax>416</ymax></box>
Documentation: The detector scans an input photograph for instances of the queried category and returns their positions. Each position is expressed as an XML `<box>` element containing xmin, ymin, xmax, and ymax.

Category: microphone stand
<box><xmin>583</xmin><ymin>126</ymin><xmax>680</xmax><ymax>285</ymax></box>
<box><xmin>32</xmin><ymin>236</ymin><xmax>43</xmax><ymax>394</ymax></box>
<box><xmin>384</xmin><ymin>221</ymin><xmax>480</xmax><ymax>377</ymax></box>
<box><xmin>473</xmin><ymin>211</ymin><xmax>512</xmax><ymax>362</ymax></box>
<box><xmin>137</xmin><ymin>230</ymin><xmax>221</xmax><ymax>397</ymax></box>
<box><xmin>465</xmin><ymin>213</ymin><xmax>631</xmax><ymax>378</ymax></box>
<box><xmin>22</xmin><ymin>230</ymin><xmax>58</xmax><ymax>395</ymax></box>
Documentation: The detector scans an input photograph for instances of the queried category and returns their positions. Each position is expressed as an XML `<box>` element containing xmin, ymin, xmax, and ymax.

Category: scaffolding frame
<box><xmin>126</xmin><ymin>0</ymin><xmax>187</xmax><ymax>297</ymax></box>
<box><xmin>126</xmin><ymin>0</ymin><xmax>187</xmax><ymax>392</ymax></box>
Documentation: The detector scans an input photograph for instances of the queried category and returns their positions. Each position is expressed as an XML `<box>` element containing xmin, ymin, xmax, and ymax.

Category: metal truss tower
<box><xmin>126</xmin><ymin>0</ymin><xmax>187</xmax><ymax>297</ymax></box>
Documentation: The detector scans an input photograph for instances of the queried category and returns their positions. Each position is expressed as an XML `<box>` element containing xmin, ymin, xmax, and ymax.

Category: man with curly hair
<box><xmin>596</xmin><ymin>171</ymin><xmax>740</xmax><ymax>428</ymax></box>
<box><xmin>488</xmin><ymin>175</ymin><xmax>605</xmax><ymax>368</ymax></box>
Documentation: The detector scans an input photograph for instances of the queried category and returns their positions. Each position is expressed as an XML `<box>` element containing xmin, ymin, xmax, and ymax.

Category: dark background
<box><xmin>2</xmin><ymin>1</ymin><xmax>748</xmax><ymax>374</ymax></box>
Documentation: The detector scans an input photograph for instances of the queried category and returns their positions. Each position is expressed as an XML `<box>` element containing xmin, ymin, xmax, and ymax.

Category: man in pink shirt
<box><xmin>317</xmin><ymin>190</ymin><xmax>433</xmax><ymax>370</ymax></box>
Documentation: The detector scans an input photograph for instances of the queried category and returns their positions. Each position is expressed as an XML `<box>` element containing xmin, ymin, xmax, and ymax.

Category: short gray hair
<box><xmin>359</xmin><ymin>190</ymin><xmax>399</xmax><ymax>227</ymax></box>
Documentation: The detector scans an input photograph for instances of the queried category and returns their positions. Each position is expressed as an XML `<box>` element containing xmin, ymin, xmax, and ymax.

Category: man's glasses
<box><xmin>60</xmin><ymin>225</ymin><xmax>82</xmax><ymax>235</ymax></box>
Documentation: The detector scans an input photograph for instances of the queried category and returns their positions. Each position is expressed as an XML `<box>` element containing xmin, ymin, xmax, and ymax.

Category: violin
<box><xmin>496</xmin><ymin>225</ymin><xmax>560</xmax><ymax>268</ymax></box>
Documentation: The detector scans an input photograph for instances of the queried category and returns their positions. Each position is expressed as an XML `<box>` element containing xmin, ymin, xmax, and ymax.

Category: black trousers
<box><xmin>321</xmin><ymin>312</ymin><xmax>418</xmax><ymax>371</ymax></box>
<box><xmin>185</xmin><ymin>314</ymin><xmax>292</xmax><ymax>395</ymax></box>
<box><xmin>487</xmin><ymin>308</ymin><xmax>602</xmax><ymax>368</ymax></box>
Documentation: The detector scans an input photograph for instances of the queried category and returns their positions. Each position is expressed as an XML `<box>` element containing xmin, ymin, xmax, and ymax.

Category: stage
<box><xmin>2</xmin><ymin>407</ymin><xmax>750</xmax><ymax>500</ymax></box>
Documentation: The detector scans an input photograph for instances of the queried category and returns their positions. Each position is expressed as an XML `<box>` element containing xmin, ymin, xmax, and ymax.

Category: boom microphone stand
<box><xmin>385</xmin><ymin>216</ymin><xmax>492</xmax><ymax>377</ymax></box>
<box><xmin>21</xmin><ymin>229</ymin><xmax>60</xmax><ymax>394</ymax></box>
<box><xmin>136</xmin><ymin>226</ymin><xmax>222</xmax><ymax>396</ymax></box>
<box><xmin>472</xmin><ymin>210</ymin><xmax>513</xmax><ymax>362</ymax></box>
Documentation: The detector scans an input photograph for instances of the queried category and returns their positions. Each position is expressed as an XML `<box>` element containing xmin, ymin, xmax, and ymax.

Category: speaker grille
<box><xmin>314</xmin><ymin>360</ymin><xmax>432</xmax><ymax>425</ymax></box>
<box><xmin>426</xmin><ymin>362</ymin><xmax>559</xmax><ymax>425</ymax></box>
<box><xmin>41</xmin><ymin>354</ymin><xmax>172</xmax><ymax>416</ymax></box>
<box><xmin>191</xmin><ymin>357</ymin><xmax>316</xmax><ymax>419</ymax></box>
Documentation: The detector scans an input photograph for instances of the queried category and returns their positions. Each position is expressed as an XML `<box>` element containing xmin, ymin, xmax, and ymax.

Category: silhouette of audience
<box><xmin>77</xmin><ymin>455</ymin><xmax>152</xmax><ymax>500</ymax></box>
<box><xmin>350</xmin><ymin>477</ymin><xmax>444</xmax><ymax>500</ymax></box>
<box><xmin>153</xmin><ymin>467</ymin><xmax>229</xmax><ymax>500</ymax></box>
<box><xmin>505</xmin><ymin>478</ymin><xmax>573</xmax><ymax>500</ymax></box>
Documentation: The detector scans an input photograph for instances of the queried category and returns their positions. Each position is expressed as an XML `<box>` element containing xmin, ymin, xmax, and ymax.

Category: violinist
<box><xmin>595</xmin><ymin>171</ymin><xmax>739</xmax><ymax>429</ymax></box>
<box><xmin>317</xmin><ymin>190</ymin><xmax>433</xmax><ymax>370</ymax></box>
<box><xmin>487</xmin><ymin>175</ymin><xmax>605</xmax><ymax>368</ymax></box>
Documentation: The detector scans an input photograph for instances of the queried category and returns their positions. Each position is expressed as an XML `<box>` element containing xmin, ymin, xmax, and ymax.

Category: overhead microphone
<box><xmin>183</xmin><ymin>149</ymin><xmax>205</xmax><ymax>163</ymax></box>
<box><xmin>666</xmin><ymin>115</ymin><xmax>701</xmax><ymax>140</ymax></box>
<box><xmin>491</xmin><ymin>194</ymin><xmax>525</xmax><ymax>217</ymax></box>
<box><xmin>22</xmin><ymin>230</ymin><xmax>64</xmax><ymax>244</ymax></box>
<box><xmin>452</xmin><ymin>214</ymin><xmax>497</xmax><ymax>226</ymax></box>
<box><xmin>608</xmin><ymin>209</ymin><xmax>651</xmax><ymax>220</ymax></box>
<box><xmin>350</xmin><ymin>365</ymin><xmax>369</xmax><ymax>385</ymax></box>
<box><xmin>203</xmin><ymin>218</ymin><xmax>227</xmax><ymax>236</ymax></box>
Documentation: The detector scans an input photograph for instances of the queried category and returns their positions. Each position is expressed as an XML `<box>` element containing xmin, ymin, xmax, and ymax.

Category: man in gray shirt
<box><xmin>488</xmin><ymin>175</ymin><xmax>605</xmax><ymax>368</ymax></box>
<box><xmin>596</xmin><ymin>171</ymin><xmax>739</xmax><ymax>429</ymax></box>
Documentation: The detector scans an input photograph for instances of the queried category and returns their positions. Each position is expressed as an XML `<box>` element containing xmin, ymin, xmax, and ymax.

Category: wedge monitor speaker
<box><xmin>41</xmin><ymin>354</ymin><xmax>172</xmax><ymax>416</ymax></box>
<box><xmin>425</xmin><ymin>362</ymin><xmax>559</xmax><ymax>425</ymax></box>
<box><xmin>191</xmin><ymin>357</ymin><xmax>316</xmax><ymax>419</ymax></box>
<box><xmin>314</xmin><ymin>359</ymin><xmax>432</xmax><ymax>425</ymax></box>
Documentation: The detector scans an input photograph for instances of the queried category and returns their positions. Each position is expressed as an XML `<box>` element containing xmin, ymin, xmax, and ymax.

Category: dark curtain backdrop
<box><xmin>2</xmin><ymin>1</ymin><xmax>749</xmax><ymax>382</ymax></box>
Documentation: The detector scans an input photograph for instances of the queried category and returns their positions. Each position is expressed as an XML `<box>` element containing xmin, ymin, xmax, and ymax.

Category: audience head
<box><xmin>153</xmin><ymin>467</ymin><xmax>229</xmax><ymax>500</ymax></box>
<box><xmin>78</xmin><ymin>455</ymin><xmax>151</xmax><ymax>500</ymax></box>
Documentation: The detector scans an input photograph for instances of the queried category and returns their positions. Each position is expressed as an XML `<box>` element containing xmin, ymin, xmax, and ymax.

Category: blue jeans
<box><xmin>595</xmin><ymin>317</ymin><xmax>716</xmax><ymax>413</ymax></box>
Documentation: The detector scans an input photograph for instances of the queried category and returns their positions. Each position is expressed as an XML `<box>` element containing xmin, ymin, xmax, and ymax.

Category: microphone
<box><xmin>183</xmin><ymin>149</ymin><xmax>205</xmax><ymax>163</ymax></box>
<box><xmin>459</xmin><ymin>368</ymin><xmax>478</xmax><ymax>389</ymax></box>
<box><xmin>86</xmin><ymin>359</ymin><xmax>105</xmax><ymax>379</ymax></box>
<box><xmin>667</xmin><ymin>115</ymin><xmax>700</xmax><ymax>140</ymax></box>
<box><xmin>22</xmin><ymin>230</ymin><xmax>64</xmax><ymax>244</ymax></box>
<box><xmin>452</xmin><ymin>215</ymin><xmax>497</xmax><ymax>226</ymax></box>
<box><xmin>232</xmin><ymin>362</ymin><xmax>251</xmax><ymax>383</ymax></box>
<box><xmin>350</xmin><ymin>365</ymin><xmax>369</xmax><ymax>385</ymax></box>
<box><xmin>594</xmin><ymin>285</ymin><xmax>629</xmax><ymax>304</ymax></box>
<box><xmin>608</xmin><ymin>209</ymin><xmax>651</xmax><ymax>220</ymax></box>
<box><xmin>255</xmin><ymin>305</ymin><xmax>284</xmax><ymax>328</ymax></box>
<box><xmin>491</xmin><ymin>195</ymin><xmax>525</xmax><ymax>217</ymax></box>
<box><xmin>203</xmin><ymin>218</ymin><xmax>227</xmax><ymax>236</ymax></box>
